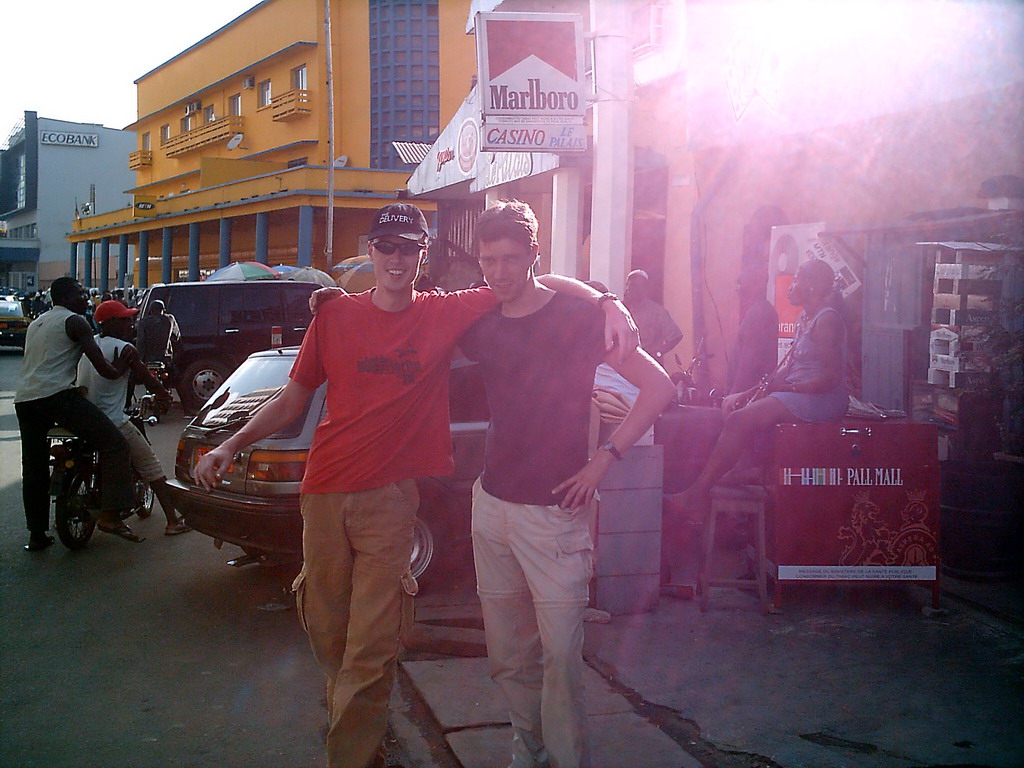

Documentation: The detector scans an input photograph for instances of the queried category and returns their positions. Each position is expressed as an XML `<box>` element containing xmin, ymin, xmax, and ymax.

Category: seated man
<box><xmin>135</xmin><ymin>299</ymin><xmax>180</xmax><ymax>365</ymax></box>
<box><xmin>666</xmin><ymin>258</ymin><xmax>847</xmax><ymax>519</ymax></box>
<box><xmin>77</xmin><ymin>301</ymin><xmax>190</xmax><ymax>537</ymax></box>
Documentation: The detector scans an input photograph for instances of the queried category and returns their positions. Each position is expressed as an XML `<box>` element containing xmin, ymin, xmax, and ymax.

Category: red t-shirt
<box><xmin>290</xmin><ymin>288</ymin><xmax>496</xmax><ymax>493</ymax></box>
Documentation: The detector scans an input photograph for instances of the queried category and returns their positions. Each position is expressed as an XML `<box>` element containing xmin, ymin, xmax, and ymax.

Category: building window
<box><xmin>229</xmin><ymin>93</ymin><xmax>242</xmax><ymax>116</ymax></box>
<box><xmin>258</xmin><ymin>79</ymin><xmax>272</xmax><ymax>108</ymax></box>
<box><xmin>203</xmin><ymin>105</ymin><xmax>216</xmax><ymax>123</ymax></box>
<box><xmin>15</xmin><ymin>154</ymin><xmax>26</xmax><ymax>210</ymax></box>
<box><xmin>141</xmin><ymin>132</ymin><xmax>151</xmax><ymax>151</ymax></box>
<box><xmin>180</xmin><ymin>115</ymin><xmax>193</xmax><ymax>133</ymax></box>
<box><xmin>286</xmin><ymin>157</ymin><xmax>308</xmax><ymax>168</ymax></box>
<box><xmin>160</xmin><ymin>124</ymin><xmax>170</xmax><ymax>144</ymax></box>
<box><xmin>368</xmin><ymin>0</ymin><xmax>440</xmax><ymax>169</ymax></box>
<box><xmin>291</xmin><ymin>64</ymin><xmax>307</xmax><ymax>90</ymax></box>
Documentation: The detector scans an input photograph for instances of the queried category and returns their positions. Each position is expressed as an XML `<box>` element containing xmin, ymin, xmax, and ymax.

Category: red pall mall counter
<box><xmin>766</xmin><ymin>421</ymin><xmax>941</xmax><ymax>608</ymax></box>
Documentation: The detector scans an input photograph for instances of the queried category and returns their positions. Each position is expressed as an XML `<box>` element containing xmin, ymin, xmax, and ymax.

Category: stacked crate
<box><xmin>928</xmin><ymin>243</ymin><xmax>1003</xmax><ymax>391</ymax></box>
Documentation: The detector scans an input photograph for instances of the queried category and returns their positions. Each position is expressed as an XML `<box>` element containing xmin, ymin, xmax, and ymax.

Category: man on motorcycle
<box><xmin>77</xmin><ymin>301</ymin><xmax>190</xmax><ymax>537</ymax></box>
<box><xmin>15</xmin><ymin>278</ymin><xmax>136</xmax><ymax>551</ymax></box>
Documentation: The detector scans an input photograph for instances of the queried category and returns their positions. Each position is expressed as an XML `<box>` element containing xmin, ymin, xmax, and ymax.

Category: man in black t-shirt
<box><xmin>459</xmin><ymin>201</ymin><xmax>673</xmax><ymax>768</ymax></box>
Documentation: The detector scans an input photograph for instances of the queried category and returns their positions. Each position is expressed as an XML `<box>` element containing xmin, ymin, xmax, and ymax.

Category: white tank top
<box><xmin>14</xmin><ymin>306</ymin><xmax>83</xmax><ymax>403</ymax></box>
<box><xmin>76</xmin><ymin>335</ymin><xmax>130</xmax><ymax>425</ymax></box>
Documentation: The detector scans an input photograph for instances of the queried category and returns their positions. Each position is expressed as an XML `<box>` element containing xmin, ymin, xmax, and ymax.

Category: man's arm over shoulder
<box><xmin>66</xmin><ymin>315</ymin><xmax>129</xmax><ymax>380</ymax></box>
<box><xmin>537</xmin><ymin>274</ymin><xmax>639</xmax><ymax>364</ymax></box>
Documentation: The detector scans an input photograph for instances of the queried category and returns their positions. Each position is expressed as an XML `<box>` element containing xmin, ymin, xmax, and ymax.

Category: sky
<box><xmin>2</xmin><ymin>1</ymin><xmax>262</xmax><ymax>143</ymax></box>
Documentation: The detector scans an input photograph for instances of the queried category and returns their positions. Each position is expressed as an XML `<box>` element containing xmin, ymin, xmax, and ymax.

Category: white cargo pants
<box><xmin>471</xmin><ymin>479</ymin><xmax>594</xmax><ymax>768</ymax></box>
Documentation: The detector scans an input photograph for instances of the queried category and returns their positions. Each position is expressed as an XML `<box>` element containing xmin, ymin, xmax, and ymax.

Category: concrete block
<box><xmin>593</xmin><ymin>573</ymin><xmax>660</xmax><ymax>614</ymax></box>
<box><xmin>600</xmin><ymin>445</ymin><xmax>663</xmax><ymax>490</ymax></box>
<box><xmin>594</xmin><ymin>530</ymin><xmax>661</xmax><ymax>576</ymax></box>
<box><xmin>597</xmin><ymin>488</ymin><xmax>662</xmax><ymax>533</ymax></box>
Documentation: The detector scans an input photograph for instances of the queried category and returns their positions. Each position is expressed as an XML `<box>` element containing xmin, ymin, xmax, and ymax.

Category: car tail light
<box><xmin>247</xmin><ymin>450</ymin><xmax>308</xmax><ymax>483</ymax></box>
<box><xmin>175</xmin><ymin>439</ymin><xmax>192</xmax><ymax>481</ymax></box>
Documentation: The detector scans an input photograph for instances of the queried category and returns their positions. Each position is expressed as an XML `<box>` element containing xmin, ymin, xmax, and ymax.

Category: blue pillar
<box><xmin>69</xmin><ymin>242</ymin><xmax>78</xmax><ymax>279</ymax></box>
<box><xmin>255</xmin><ymin>212</ymin><xmax>269</xmax><ymax>264</ymax></box>
<box><xmin>118</xmin><ymin>234</ymin><xmax>129</xmax><ymax>288</ymax></box>
<box><xmin>138</xmin><ymin>231</ymin><xmax>150</xmax><ymax>289</ymax></box>
<box><xmin>83</xmin><ymin>241</ymin><xmax>94</xmax><ymax>288</ymax></box>
<box><xmin>99</xmin><ymin>237</ymin><xmax>110</xmax><ymax>293</ymax></box>
<box><xmin>218</xmin><ymin>218</ymin><xmax>232</xmax><ymax>268</ymax></box>
<box><xmin>162</xmin><ymin>226</ymin><xmax>173</xmax><ymax>284</ymax></box>
<box><xmin>188</xmin><ymin>222</ymin><xmax>201</xmax><ymax>281</ymax></box>
<box><xmin>297</xmin><ymin>205</ymin><xmax>313</xmax><ymax>267</ymax></box>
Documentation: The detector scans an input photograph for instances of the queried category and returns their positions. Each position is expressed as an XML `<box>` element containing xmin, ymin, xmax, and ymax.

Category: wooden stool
<box><xmin>698</xmin><ymin>483</ymin><xmax>773</xmax><ymax>614</ymax></box>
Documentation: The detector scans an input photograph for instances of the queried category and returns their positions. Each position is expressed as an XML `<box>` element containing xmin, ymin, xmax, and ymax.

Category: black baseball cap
<box><xmin>368</xmin><ymin>203</ymin><xmax>429</xmax><ymax>242</ymax></box>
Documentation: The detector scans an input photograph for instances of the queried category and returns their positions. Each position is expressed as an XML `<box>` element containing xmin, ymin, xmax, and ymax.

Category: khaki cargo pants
<box><xmin>472</xmin><ymin>479</ymin><xmax>595</xmax><ymax>768</ymax></box>
<box><xmin>293</xmin><ymin>480</ymin><xmax>419</xmax><ymax>768</ymax></box>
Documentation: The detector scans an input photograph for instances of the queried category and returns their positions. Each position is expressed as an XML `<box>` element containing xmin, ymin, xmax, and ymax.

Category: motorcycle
<box><xmin>48</xmin><ymin>394</ymin><xmax>159</xmax><ymax>550</ymax></box>
<box><xmin>671</xmin><ymin>336</ymin><xmax>718</xmax><ymax>407</ymax></box>
<box><xmin>134</xmin><ymin>361</ymin><xmax>174</xmax><ymax>421</ymax></box>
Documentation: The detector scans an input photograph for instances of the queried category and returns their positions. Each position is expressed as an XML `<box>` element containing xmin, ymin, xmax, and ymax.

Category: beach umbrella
<box><xmin>206</xmin><ymin>261</ymin><xmax>279</xmax><ymax>281</ymax></box>
<box><xmin>272</xmin><ymin>264</ymin><xmax>299</xmax><ymax>274</ymax></box>
<box><xmin>282</xmin><ymin>267</ymin><xmax>337</xmax><ymax>287</ymax></box>
<box><xmin>333</xmin><ymin>256</ymin><xmax>376</xmax><ymax>293</ymax></box>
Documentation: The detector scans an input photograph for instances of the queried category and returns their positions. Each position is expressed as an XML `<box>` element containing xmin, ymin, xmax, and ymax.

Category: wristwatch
<box><xmin>599</xmin><ymin>440</ymin><xmax>623</xmax><ymax>461</ymax></box>
<box><xmin>596</xmin><ymin>292</ymin><xmax>618</xmax><ymax>308</ymax></box>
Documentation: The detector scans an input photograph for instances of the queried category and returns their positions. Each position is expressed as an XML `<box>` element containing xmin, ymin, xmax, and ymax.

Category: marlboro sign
<box><xmin>476</xmin><ymin>12</ymin><xmax>587</xmax><ymax>153</ymax></box>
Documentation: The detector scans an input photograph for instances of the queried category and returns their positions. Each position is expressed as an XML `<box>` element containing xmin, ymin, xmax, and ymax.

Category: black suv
<box><xmin>139</xmin><ymin>280</ymin><xmax>318</xmax><ymax>412</ymax></box>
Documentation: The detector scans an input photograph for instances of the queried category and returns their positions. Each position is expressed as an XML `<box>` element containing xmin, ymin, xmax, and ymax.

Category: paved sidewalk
<box><xmin>396</xmin><ymin>577</ymin><xmax>1024</xmax><ymax>768</ymax></box>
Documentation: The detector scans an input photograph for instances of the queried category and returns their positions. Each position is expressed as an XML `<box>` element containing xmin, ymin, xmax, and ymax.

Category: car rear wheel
<box><xmin>178</xmin><ymin>358</ymin><xmax>230</xmax><ymax>414</ymax></box>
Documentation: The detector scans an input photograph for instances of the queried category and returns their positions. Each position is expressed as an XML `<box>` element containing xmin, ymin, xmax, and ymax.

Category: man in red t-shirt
<box><xmin>194</xmin><ymin>202</ymin><xmax>638</xmax><ymax>768</ymax></box>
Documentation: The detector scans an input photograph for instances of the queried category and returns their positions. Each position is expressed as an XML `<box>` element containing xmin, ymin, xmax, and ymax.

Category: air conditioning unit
<box><xmin>632</xmin><ymin>2</ymin><xmax>667</xmax><ymax>52</ymax></box>
<box><xmin>184</xmin><ymin>100</ymin><xmax>201</xmax><ymax>115</ymax></box>
<box><xmin>242</xmin><ymin>76</ymin><xmax>256</xmax><ymax>90</ymax></box>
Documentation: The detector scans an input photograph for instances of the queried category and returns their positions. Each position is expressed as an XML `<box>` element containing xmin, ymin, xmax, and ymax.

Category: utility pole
<box><xmin>588</xmin><ymin>0</ymin><xmax>634</xmax><ymax>295</ymax></box>
<box><xmin>323</xmin><ymin>0</ymin><xmax>336</xmax><ymax>271</ymax></box>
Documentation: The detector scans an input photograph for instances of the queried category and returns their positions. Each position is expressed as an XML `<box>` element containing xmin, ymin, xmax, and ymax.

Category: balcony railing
<box><xmin>164</xmin><ymin>116</ymin><xmax>245</xmax><ymax>157</ymax></box>
<box><xmin>271</xmin><ymin>89</ymin><xmax>312</xmax><ymax>122</ymax></box>
<box><xmin>128</xmin><ymin>150</ymin><xmax>153</xmax><ymax>170</ymax></box>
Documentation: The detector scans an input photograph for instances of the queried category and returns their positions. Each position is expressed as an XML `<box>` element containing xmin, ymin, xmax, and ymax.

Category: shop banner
<box><xmin>475</xmin><ymin>12</ymin><xmax>587</xmax><ymax>153</ymax></box>
<box><xmin>407</xmin><ymin>86</ymin><xmax>560</xmax><ymax>197</ymax></box>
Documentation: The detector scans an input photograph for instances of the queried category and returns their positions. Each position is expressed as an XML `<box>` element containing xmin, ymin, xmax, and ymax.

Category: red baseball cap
<box><xmin>94</xmin><ymin>300</ymin><xmax>139</xmax><ymax>325</ymax></box>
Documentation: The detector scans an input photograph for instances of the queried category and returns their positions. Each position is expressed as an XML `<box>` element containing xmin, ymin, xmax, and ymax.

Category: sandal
<box><xmin>165</xmin><ymin>520</ymin><xmax>192</xmax><ymax>536</ymax></box>
<box><xmin>24</xmin><ymin>534</ymin><xmax>55</xmax><ymax>552</ymax></box>
<box><xmin>97</xmin><ymin>522</ymin><xmax>145</xmax><ymax>543</ymax></box>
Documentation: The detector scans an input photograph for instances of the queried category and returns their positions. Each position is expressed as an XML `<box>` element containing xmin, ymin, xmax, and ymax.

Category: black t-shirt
<box><xmin>459</xmin><ymin>292</ymin><xmax>605</xmax><ymax>505</ymax></box>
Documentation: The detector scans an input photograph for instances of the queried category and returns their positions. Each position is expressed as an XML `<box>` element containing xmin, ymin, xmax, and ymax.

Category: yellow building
<box><xmin>69</xmin><ymin>0</ymin><xmax>475</xmax><ymax>287</ymax></box>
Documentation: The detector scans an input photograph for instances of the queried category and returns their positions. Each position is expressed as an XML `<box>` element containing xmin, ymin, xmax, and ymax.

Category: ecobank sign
<box><xmin>476</xmin><ymin>12</ymin><xmax>587</xmax><ymax>153</ymax></box>
<box><xmin>40</xmin><ymin>131</ymin><xmax>99</xmax><ymax>147</ymax></box>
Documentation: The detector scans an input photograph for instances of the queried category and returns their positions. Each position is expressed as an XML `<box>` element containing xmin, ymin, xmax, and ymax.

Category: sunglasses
<box><xmin>371</xmin><ymin>240</ymin><xmax>424</xmax><ymax>256</ymax></box>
